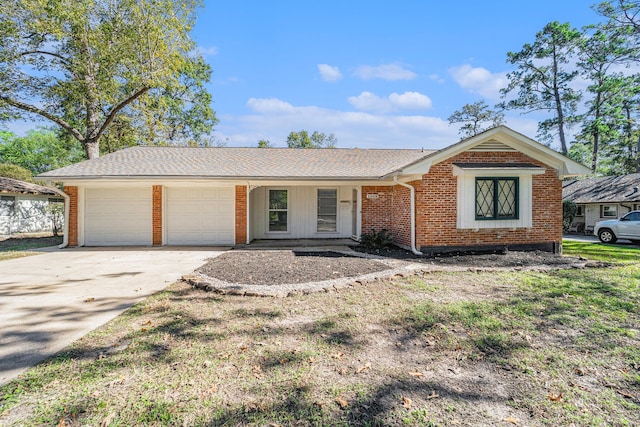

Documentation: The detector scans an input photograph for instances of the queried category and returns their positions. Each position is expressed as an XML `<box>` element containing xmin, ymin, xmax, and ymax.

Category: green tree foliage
<box><xmin>576</xmin><ymin>22</ymin><xmax>637</xmax><ymax>172</ymax></box>
<box><xmin>257</xmin><ymin>139</ymin><xmax>273</xmax><ymax>148</ymax></box>
<box><xmin>0</xmin><ymin>0</ymin><xmax>216</xmax><ymax>159</ymax></box>
<box><xmin>0</xmin><ymin>163</ymin><xmax>33</xmax><ymax>182</ymax></box>
<box><xmin>562</xmin><ymin>199</ymin><xmax>579</xmax><ymax>232</ymax></box>
<box><xmin>500</xmin><ymin>21</ymin><xmax>583</xmax><ymax>155</ymax></box>
<box><xmin>0</xmin><ymin>129</ymin><xmax>84</xmax><ymax>174</ymax></box>
<box><xmin>286</xmin><ymin>130</ymin><xmax>337</xmax><ymax>148</ymax></box>
<box><xmin>447</xmin><ymin>100</ymin><xmax>505</xmax><ymax>139</ymax></box>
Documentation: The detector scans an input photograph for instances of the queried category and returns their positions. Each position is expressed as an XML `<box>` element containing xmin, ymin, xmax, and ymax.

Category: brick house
<box><xmin>38</xmin><ymin>126</ymin><xmax>590</xmax><ymax>253</ymax></box>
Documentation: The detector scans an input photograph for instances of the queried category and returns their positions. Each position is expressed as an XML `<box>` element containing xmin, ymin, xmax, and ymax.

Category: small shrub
<box><xmin>360</xmin><ymin>229</ymin><xmax>394</xmax><ymax>250</ymax></box>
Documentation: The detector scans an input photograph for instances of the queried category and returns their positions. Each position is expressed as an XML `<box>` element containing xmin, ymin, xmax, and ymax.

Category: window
<box><xmin>317</xmin><ymin>189</ymin><xmax>337</xmax><ymax>232</ymax></box>
<box><xmin>0</xmin><ymin>195</ymin><xmax>15</xmax><ymax>215</ymax></box>
<box><xmin>575</xmin><ymin>205</ymin><xmax>584</xmax><ymax>217</ymax></box>
<box><xmin>268</xmin><ymin>189</ymin><xmax>288</xmax><ymax>232</ymax></box>
<box><xmin>601</xmin><ymin>205</ymin><xmax>617</xmax><ymax>218</ymax></box>
<box><xmin>623</xmin><ymin>211</ymin><xmax>640</xmax><ymax>221</ymax></box>
<box><xmin>475</xmin><ymin>178</ymin><xmax>519</xmax><ymax>220</ymax></box>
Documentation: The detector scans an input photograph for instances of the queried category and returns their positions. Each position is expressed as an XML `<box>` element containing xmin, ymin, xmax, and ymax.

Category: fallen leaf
<box><xmin>331</xmin><ymin>352</ymin><xmax>344</xmax><ymax>360</ymax></box>
<box><xmin>409</xmin><ymin>371</ymin><xmax>424</xmax><ymax>377</ymax></box>
<box><xmin>547</xmin><ymin>392</ymin><xmax>563</xmax><ymax>402</ymax></box>
<box><xmin>308</xmin><ymin>356</ymin><xmax>316</xmax><ymax>363</ymax></box>
<box><xmin>252</xmin><ymin>365</ymin><xmax>263</xmax><ymax>379</ymax></box>
<box><xmin>427</xmin><ymin>390</ymin><xmax>439</xmax><ymax>399</ymax></box>
<box><xmin>84</xmin><ymin>297</ymin><xmax>95</xmax><ymax>302</ymax></box>
<box><xmin>143</xmin><ymin>320</ymin><xmax>152</xmax><ymax>326</ymax></box>
<box><xmin>269</xmin><ymin>423</ymin><xmax>282</xmax><ymax>427</ymax></box>
<box><xmin>356</xmin><ymin>362</ymin><xmax>371</xmax><ymax>374</ymax></box>
<box><xmin>335</xmin><ymin>397</ymin><xmax>348</xmax><ymax>409</ymax></box>
<box><xmin>141</xmin><ymin>327</ymin><xmax>147</xmax><ymax>332</ymax></box>
<box><xmin>503</xmin><ymin>415</ymin><xmax>518</xmax><ymax>424</ymax></box>
<box><xmin>401</xmin><ymin>396</ymin><xmax>411</xmax><ymax>409</ymax></box>
<box><xmin>56</xmin><ymin>418</ymin><xmax>67</xmax><ymax>427</ymax></box>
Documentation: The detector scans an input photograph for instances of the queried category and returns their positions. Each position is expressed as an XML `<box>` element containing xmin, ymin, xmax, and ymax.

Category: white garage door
<box><xmin>166</xmin><ymin>187</ymin><xmax>235</xmax><ymax>245</ymax></box>
<box><xmin>84</xmin><ymin>188</ymin><xmax>152</xmax><ymax>246</ymax></box>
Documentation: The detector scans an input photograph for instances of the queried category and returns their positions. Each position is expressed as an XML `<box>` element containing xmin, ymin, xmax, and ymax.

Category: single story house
<box><xmin>38</xmin><ymin>126</ymin><xmax>590</xmax><ymax>253</ymax></box>
<box><xmin>0</xmin><ymin>176</ymin><xmax>65</xmax><ymax>235</ymax></box>
<box><xmin>563</xmin><ymin>173</ymin><xmax>640</xmax><ymax>232</ymax></box>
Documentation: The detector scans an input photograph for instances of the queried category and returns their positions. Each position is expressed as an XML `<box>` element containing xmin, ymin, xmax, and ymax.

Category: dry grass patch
<box><xmin>0</xmin><ymin>246</ymin><xmax>638</xmax><ymax>426</ymax></box>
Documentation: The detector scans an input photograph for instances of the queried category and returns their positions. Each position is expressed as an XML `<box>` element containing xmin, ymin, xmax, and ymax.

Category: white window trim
<box><xmin>456</xmin><ymin>169</ymin><xmax>539</xmax><ymax>230</ymax></box>
<box><xmin>316</xmin><ymin>188</ymin><xmax>338</xmax><ymax>233</ymax></box>
<box><xmin>601</xmin><ymin>204</ymin><xmax>618</xmax><ymax>218</ymax></box>
<box><xmin>266</xmin><ymin>188</ymin><xmax>290</xmax><ymax>233</ymax></box>
<box><xmin>575</xmin><ymin>205</ymin><xmax>584</xmax><ymax>217</ymax></box>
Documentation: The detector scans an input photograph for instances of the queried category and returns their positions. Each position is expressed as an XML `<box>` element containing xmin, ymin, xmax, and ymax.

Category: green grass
<box><xmin>0</xmin><ymin>241</ymin><xmax>638</xmax><ymax>426</ymax></box>
<box><xmin>563</xmin><ymin>239</ymin><xmax>640</xmax><ymax>263</ymax></box>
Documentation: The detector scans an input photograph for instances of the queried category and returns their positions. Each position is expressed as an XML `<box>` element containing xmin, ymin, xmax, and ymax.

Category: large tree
<box><xmin>576</xmin><ymin>23</ymin><xmax>635</xmax><ymax>172</ymax></box>
<box><xmin>286</xmin><ymin>130</ymin><xmax>337</xmax><ymax>148</ymax></box>
<box><xmin>447</xmin><ymin>100</ymin><xmax>505</xmax><ymax>139</ymax></box>
<box><xmin>0</xmin><ymin>128</ymin><xmax>84</xmax><ymax>174</ymax></box>
<box><xmin>0</xmin><ymin>0</ymin><xmax>216</xmax><ymax>159</ymax></box>
<box><xmin>500</xmin><ymin>21</ymin><xmax>583</xmax><ymax>155</ymax></box>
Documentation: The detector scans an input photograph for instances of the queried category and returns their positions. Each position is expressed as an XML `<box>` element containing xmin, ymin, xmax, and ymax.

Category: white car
<box><xmin>594</xmin><ymin>210</ymin><xmax>640</xmax><ymax>244</ymax></box>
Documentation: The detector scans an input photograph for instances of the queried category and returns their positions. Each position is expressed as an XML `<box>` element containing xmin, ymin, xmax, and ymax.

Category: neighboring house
<box><xmin>0</xmin><ymin>177</ymin><xmax>65</xmax><ymax>235</ymax></box>
<box><xmin>38</xmin><ymin>126</ymin><xmax>590</xmax><ymax>253</ymax></box>
<box><xmin>563</xmin><ymin>173</ymin><xmax>640</xmax><ymax>232</ymax></box>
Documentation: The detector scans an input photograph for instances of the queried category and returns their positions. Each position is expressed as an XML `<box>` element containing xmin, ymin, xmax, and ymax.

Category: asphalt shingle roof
<box><xmin>562</xmin><ymin>173</ymin><xmax>640</xmax><ymax>203</ymax></box>
<box><xmin>0</xmin><ymin>177</ymin><xmax>64</xmax><ymax>196</ymax></box>
<box><xmin>38</xmin><ymin>146</ymin><xmax>435</xmax><ymax>180</ymax></box>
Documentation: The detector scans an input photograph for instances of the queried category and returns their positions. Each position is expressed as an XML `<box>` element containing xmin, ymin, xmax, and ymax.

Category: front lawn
<box><xmin>0</xmin><ymin>242</ymin><xmax>638</xmax><ymax>426</ymax></box>
<box><xmin>0</xmin><ymin>234</ymin><xmax>62</xmax><ymax>261</ymax></box>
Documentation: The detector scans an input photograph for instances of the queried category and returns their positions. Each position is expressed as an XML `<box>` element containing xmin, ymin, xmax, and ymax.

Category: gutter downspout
<box><xmin>393</xmin><ymin>176</ymin><xmax>422</xmax><ymax>255</ymax></box>
<box><xmin>58</xmin><ymin>189</ymin><xmax>69</xmax><ymax>249</ymax></box>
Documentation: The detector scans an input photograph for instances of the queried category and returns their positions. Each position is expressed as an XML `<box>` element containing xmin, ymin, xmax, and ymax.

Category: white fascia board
<box><xmin>451</xmin><ymin>165</ymin><xmax>545</xmax><ymax>176</ymax></box>
<box><xmin>55</xmin><ymin>178</ymin><xmax>398</xmax><ymax>188</ymax></box>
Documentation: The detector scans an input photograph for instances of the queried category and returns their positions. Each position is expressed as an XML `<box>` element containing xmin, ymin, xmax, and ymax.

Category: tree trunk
<box><xmin>84</xmin><ymin>138</ymin><xmax>100</xmax><ymax>159</ymax></box>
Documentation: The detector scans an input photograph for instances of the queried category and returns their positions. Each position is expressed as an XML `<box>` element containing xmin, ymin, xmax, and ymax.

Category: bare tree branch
<box><xmin>96</xmin><ymin>86</ymin><xmax>150</xmax><ymax>139</ymax></box>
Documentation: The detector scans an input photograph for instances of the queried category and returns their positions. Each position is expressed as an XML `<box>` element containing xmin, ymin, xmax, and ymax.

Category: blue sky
<box><xmin>9</xmin><ymin>1</ymin><xmax>604</xmax><ymax>150</ymax></box>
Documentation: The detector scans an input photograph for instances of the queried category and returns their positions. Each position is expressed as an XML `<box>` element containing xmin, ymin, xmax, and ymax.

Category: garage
<box><xmin>84</xmin><ymin>188</ymin><xmax>152</xmax><ymax>246</ymax></box>
<box><xmin>166</xmin><ymin>187</ymin><xmax>235</xmax><ymax>245</ymax></box>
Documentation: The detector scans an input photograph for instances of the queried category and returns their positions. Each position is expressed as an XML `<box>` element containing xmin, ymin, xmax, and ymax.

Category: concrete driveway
<box><xmin>0</xmin><ymin>246</ymin><xmax>226</xmax><ymax>386</ymax></box>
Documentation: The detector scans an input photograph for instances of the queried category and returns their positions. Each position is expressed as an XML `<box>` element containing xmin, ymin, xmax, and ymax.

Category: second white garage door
<box><xmin>166</xmin><ymin>187</ymin><xmax>235</xmax><ymax>245</ymax></box>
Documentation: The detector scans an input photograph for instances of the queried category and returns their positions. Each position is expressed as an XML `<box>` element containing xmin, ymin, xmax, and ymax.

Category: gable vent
<box><xmin>469</xmin><ymin>139</ymin><xmax>517</xmax><ymax>152</ymax></box>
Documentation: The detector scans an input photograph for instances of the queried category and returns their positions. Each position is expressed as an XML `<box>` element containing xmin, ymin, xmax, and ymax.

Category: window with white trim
<box><xmin>575</xmin><ymin>205</ymin><xmax>584</xmax><ymax>217</ymax></box>
<box><xmin>268</xmin><ymin>189</ymin><xmax>288</xmax><ymax>232</ymax></box>
<box><xmin>601</xmin><ymin>204</ymin><xmax>617</xmax><ymax>218</ymax></box>
<box><xmin>317</xmin><ymin>189</ymin><xmax>337</xmax><ymax>232</ymax></box>
<box><xmin>475</xmin><ymin>177</ymin><xmax>519</xmax><ymax>220</ymax></box>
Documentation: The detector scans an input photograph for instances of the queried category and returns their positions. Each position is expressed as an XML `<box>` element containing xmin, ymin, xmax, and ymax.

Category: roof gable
<box><xmin>394</xmin><ymin>126</ymin><xmax>591</xmax><ymax>179</ymax></box>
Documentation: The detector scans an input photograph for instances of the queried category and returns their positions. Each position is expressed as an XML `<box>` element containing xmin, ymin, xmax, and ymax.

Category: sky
<box><xmin>8</xmin><ymin>0</ymin><xmax>605</xmax><ymax>151</ymax></box>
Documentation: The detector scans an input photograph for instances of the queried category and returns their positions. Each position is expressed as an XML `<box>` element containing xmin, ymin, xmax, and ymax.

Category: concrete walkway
<box><xmin>0</xmin><ymin>246</ymin><xmax>226</xmax><ymax>386</ymax></box>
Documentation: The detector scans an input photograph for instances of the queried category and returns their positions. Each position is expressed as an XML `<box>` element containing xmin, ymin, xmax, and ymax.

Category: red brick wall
<box><xmin>360</xmin><ymin>151</ymin><xmax>563</xmax><ymax>250</ymax></box>
<box><xmin>235</xmin><ymin>185</ymin><xmax>247</xmax><ymax>244</ymax></box>
<box><xmin>414</xmin><ymin>151</ymin><xmax>562</xmax><ymax>249</ymax></box>
<box><xmin>152</xmin><ymin>185</ymin><xmax>163</xmax><ymax>246</ymax></box>
<box><xmin>64</xmin><ymin>186</ymin><xmax>78</xmax><ymax>247</ymax></box>
<box><xmin>361</xmin><ymin>186</ymin><xmax>393</xmax><ymax>234</ymax></box>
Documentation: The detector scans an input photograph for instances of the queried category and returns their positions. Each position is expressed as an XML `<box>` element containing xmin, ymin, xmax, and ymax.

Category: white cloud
<box><xmin>246</xmin><ymin>98</ymin><xmax>295</xmax><ymax>114</ymax></box>
<box><xmin>192</xmin><ymin>45</ymin><xmax>218</xmax><ymax>57</ymax></box>
<box><xmin>449</xmin><ymin>64</ymin><xmax>508</xmax><ymax>100</ymax></box>
<box><xmin>429</xmin><ymin>74</ymin><xmax>445</xmax><ymax>83</ymax></box>
<box><xmin>389</xmin><ymin>91</ymin><xmax>432</xmax><ymax>110</ymax></box>
<box><xmin>353</xmin><ymin>63</ymin><xmax>417</xmax><ymax>81</ymax></box>
<box><xmin>317</xmin><ymin>64</ymin><xmax>342</xmax><ymax>82</ymax></box>
<box><xmin>348</xmin><ymin>91</ymin><xmax>432</xmax><ymax>113</ymax></box>
<box><xmin>215</xmin><ymin>97</ymin><xmax>454</xmax><ymax>149</ymax></box>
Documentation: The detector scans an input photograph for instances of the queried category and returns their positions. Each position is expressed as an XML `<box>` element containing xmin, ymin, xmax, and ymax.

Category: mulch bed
<box><xmin>0</xmin><ymin>234</ymin><xmax>62</xmax><ymax>250</ymax></box>
<box><xmin>195</xmin><ymin>250</ymin><xmax>390</xmax><ymax>286</ymax></box>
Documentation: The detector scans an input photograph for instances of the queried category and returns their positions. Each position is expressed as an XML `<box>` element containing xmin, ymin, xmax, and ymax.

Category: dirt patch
<box><xmin>195</xmin><ymin>250</ymin><xmax>390</xmax><ymax>286</ymax></box>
